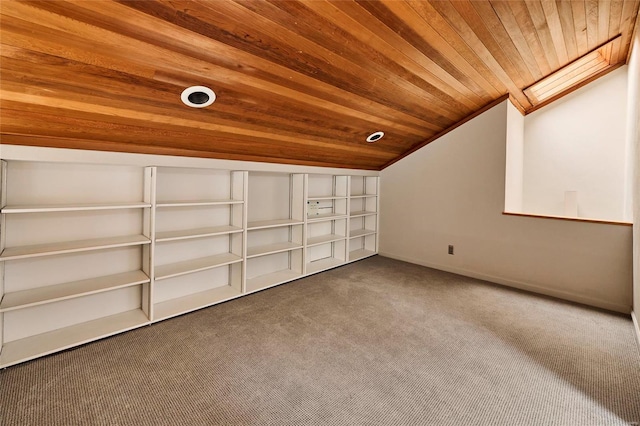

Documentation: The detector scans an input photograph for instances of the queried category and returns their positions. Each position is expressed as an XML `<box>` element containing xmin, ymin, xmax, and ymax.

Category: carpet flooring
<box><xmin>1</xmin><ymin>256</ymin><xmax>639</xmax><ymax>425</ymax></box>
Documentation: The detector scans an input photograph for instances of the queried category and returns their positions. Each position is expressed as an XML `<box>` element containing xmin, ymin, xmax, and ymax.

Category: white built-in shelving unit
<box><xmin>245</xmin><ymin>172</ymin><xmax>304</xmax><ymax>293</ymax></box>
<box><xmin>152</xmin><ymin>167</ymin><xmax>246</xmax><ymax>321</ymax></box>
<box><xmin>305</xmin><ymin>174</ymin><xmax>348</xmax><ymax>275</ymax></box>
<box><xmin>348</xmin><ymin>176</ymin><xmax>379</xmax><ymax>262</ymax></box>
<box><xmin>0</xmin><ymin>160</ymin><xmax>378</xmax><ymax>367</ymax></box>
<box><xmin>0</xmin><ymin>161</ymin><xmax>152</xmax><ymax>367</ymax></box>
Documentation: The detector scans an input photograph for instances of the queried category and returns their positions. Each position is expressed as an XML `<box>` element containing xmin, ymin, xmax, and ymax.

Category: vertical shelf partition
<box><xmin>0</xmin><ymin>159</ymin><xmax>379</xmax><ymax>368</ymax></box>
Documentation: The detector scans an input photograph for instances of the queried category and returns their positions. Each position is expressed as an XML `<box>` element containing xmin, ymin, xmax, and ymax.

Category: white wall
<box><xmin>504</xmin><ymin>101</ymin><xmax>524</xmax><ymax>212</ymax></box>
<box><xmin>379</xmin><ymin>101</ymin><xmax>633</xmax><ymax>313</ymax></box>
<box><xmin>522</xmin><ymin>67</ymin><xmax>629</xmax><ymax>221</ymax></box>
<box><xmin>627</xmin><ymin>31</ymin><xmax>640</xmax><ymax>337</ymax></box>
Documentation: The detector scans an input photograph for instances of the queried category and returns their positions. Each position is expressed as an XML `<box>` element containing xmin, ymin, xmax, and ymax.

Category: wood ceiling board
<box><xmin>6</xmin><ymin>1</ymin><xmax>437</xmax><ymax>134</ymax></box>
<box><xmin>609</xmin><ymin>1</ymin><xmax>625</xmax><ymax>41</ymax></box>
<box><xmin>488</xmin><ymin>1</ymin><xmax>545</xmax><ymax>81</ymax></box>
<box><xmin>360</xmin><ymin>0</ymin><xmax>491</xmax><ymax>105</ymax></box>
<box><xmin>470</xmin><ymin>0</ymin><xmax>537</xmax><ymax>83</ymax></box>
<box><xmin>324</xmin><ymin>0</ymin><xmax>493</xmax><ymax>109</ymax></box>
<box><xmin>0</xmin><ymin>87</ymin><xmax>408</xmax><ymax>160</ymax></box>
<box><xmin>8</xmin><ymin>16</ymin><xmax>436</xmax><ymax>140</ymax></box>
<box><xmin>1</xmin><ymin>0</ymin><xmax>638</xmax><ymax>170</ymax></box>
<box><xmin>504</xmin><ymin>1</ymin><xmax>553</xmax><ymax>77</ymax></box>
<box><xmin>0</xmin><ymin>96</ymin><xmax>404</xmax><ymax>161</ymax></box>
<box><xmin>0</xmin><ymin>108</ymin><xmax>392</xmax><ymax>169</ymax></box>
<box><xmin>556</xmin><ymin>0</ymin><xmax>579</xmax><ymax>61</ymax></box>
<box><xmin>541</xmin><ymin>0</ymin><xmax>570</xmax><ymax>65</ymax></box>
<box><xmin>572</xmin><ymin>1</ymin><xmax>589</xmax><ymax>55</ymax></box>
<box><xmin>177</xmin><ymin>1</ymin><xmax>451</xmax><ymax>124</ymax></box>
<box><xmin>598</xmin><ymin>0</ymin><xmax>612</xmax><ymax>45</ymax></box>
<box><xmin>427</xmin><ymin>0</ymin><xmax>532</xmax><ymax>110</ymax></box>
<box><xmin>119</xmin><ymin>0</ymin><xmax>449</xmax><ymax>128</ymax></box>
<box><xmin>585</xmin><ymin>0</ymin><xmax>600</xmax><ymax>49</ymax></box>
<box><xmin>0</xmin><ymin>56</ymin><xmax>410</xmax><ymax>146</ymax></box>
<box><xmin>405</xmin><ymin>0</ymin><xmax>504</xmax><ymax>98</ymax></box>
<box><xmin>621</xmin><ymin>0</ymin><xmax>640</xmax><ymax>63</ymax></box>
<box><xmin>235</xmin><ymin>0</ymin><xmax>481</xmax><ymax>115</ymax></box>
<box><xmin>524</xmin><ymin>0</ymin><xmax>562</xmax><ymax>70</ymax></box>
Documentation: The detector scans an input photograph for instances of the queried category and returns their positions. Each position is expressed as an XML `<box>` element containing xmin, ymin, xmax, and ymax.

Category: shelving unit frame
<box><xmin>0</xmin><ymin>161</ymin><xmax>7</xmax><ymax>357</ymax></box>
<box><xmin>151</xmin><ymin>168</ymin><xmax>247</xmax><ymax>322</ymax></box>
<box><xmin>0</xmin><ymin>159</ymin><xmax>379</xmax><ymax>368</ymax></box>
<box><xmin>304</xmin><ymin>174</ymin><xmax>350</xmax><ymax>275</ymax></box>
<box><xmin>348</xmin><ymin>175</ymin><xmax>380</xmax><ymax>262</ymax></box>
<box><xmin>245</xmin><ymin>172</ymin><xmax>305</xmax><ymax>292</ymax></box>
<box><xmin>0</xmin><ymin>161</ymin><xmax>154</xmax><ymax>367</ymax></box>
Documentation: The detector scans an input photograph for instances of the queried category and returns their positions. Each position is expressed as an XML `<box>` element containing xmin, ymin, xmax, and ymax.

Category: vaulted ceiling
<box><xmin>1</xmin><ymin>1</ymin><xmax>638</xmax><ymax>170</ymax></box>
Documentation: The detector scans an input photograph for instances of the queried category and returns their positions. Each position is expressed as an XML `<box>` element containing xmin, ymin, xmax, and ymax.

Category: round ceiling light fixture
<box><xmin>181</xmin><ymin>86</ymin><xmax>216</xmax><ymax>108</ymax></box>
<box><xmin>366</xmin><ymin>131</ymin><xmax>384</xmax><ymax>143</ymax></box>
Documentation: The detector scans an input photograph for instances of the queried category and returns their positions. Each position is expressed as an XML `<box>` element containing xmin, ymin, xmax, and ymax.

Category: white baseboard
<box><xmin>632</xmin><ymin>312</ymin><xmax>640</xmax><ymax>354</ymax></box>
<box><xmin>378</xmin><ymin>251</ymin><xmax>631</xmax><ymax>314</ymax></box>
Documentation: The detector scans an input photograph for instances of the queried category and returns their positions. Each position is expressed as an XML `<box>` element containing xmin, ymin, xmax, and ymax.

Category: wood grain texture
<box><xmin>0</xmin><ymin>0</ymin><xmax>637</xmax><ymax>170</ymax></box>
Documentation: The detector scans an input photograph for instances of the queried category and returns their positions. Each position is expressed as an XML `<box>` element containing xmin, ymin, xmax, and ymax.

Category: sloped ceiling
<box><xmin>1</xmin><ymin>1</ymin><xmax>638</xmax><ymax>170</ymax></box>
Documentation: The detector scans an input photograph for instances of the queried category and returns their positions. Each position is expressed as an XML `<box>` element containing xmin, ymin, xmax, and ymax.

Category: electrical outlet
<box><xmin>307</xmin><ymin>201</ymin><xmax>319</xmax><ymax>216</ymax></box>
<box><xmin>448</xmin><ymin>245</ymin><xmax>454</xmax><ymax>255</ymax></box>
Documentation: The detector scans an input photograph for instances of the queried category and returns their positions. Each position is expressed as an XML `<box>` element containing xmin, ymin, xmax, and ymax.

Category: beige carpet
<box><xmin>1</xmin><ymin>256</ymin><xmax>639</xmax><ymax>425</ymax></box>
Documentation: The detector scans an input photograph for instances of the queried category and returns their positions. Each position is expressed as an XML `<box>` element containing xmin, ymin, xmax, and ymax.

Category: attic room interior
<box><xmin>1</xmin><ymin>0</ymin><xmax>639</xmax><ymax>424</ymax></box>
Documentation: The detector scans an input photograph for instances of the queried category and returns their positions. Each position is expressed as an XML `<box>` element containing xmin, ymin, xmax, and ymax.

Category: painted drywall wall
<box><xmin>379</xmin><ymin>101</ymin><xmax>633</xmax><ymax>313</ymax></box>
<box><xmin>627</xmin><ymin>31</ymin><xmax>640</xmax><ymax>333</ymax></box>
<box><xmin>504</xmin><ymin>101</ymin><xmax>524</xmax><ymax>212</ymax></box>
<box><xmin>522</xmin><ymin>67</ymin><xmax>629</xmax><ymax>221</ymax></box>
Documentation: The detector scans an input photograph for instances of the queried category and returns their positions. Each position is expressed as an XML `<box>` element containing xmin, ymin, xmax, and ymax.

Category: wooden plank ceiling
<box><xmin>1</xmin><ymin>1</ymin><xmax>638</xmax><ymax>170</ymax></box>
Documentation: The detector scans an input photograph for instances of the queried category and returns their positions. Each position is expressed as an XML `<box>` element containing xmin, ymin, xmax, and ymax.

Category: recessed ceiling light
<box><xmin>181</xmin><ymin>86</ymin><xmax>216</xmax><ymax>108</ymax></box>
<box><xmin>366</xmin><ymin>131</ymin><xmax>384</xmax><ymax>143</ymax></box>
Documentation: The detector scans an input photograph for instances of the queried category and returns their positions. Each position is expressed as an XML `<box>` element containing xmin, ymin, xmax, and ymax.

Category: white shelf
<box><xmin>0</xmin><ymin>309</ymin><xmax>149</xmax><ymax>368</ymax></box>
<box><xmin>0</xmin><ymin>270</ymin><xmax>150</xmax><ymax>312</ymax></box>
<box><xmin>350</xmin><ymin>194</ymin><xmax>377</xmax><ymax>199</ymax></box>
<box><xmin>306</xmin><ymin>234</ymin><xmax>345</xmax><ymax>247</ymax></box>
<box><xmin>307</xmin><ymin>212</ymin><xmax>347</xmax><ymax>222</ymax></box>
<box><xmin>1</xmin><ymin>202</ymin><xmax>150</xmax><ymax>214</ymax></box>
<box><xmin>306</xmin><ymin>257</ymin><xmax>344</xmax><ymax>275</ymax></box>
<box><xmin>0</xmin><ymin>235</ymin><xmax>151</xmax><ymax>261</ymax></box>
<box><xmin>308</xmin><ymin>196</ymin><xmax>347</xmax><ymax>201</ymax></box>
<box><xmin>155</xmin><ymin>253</ymin><xmax>242</xmax><ymax>281</ymax></box>
<box><xmin>247</xmin><ymin>219</ymin><xmax>304</xmax><ymax>230</ymax></box>
<box><xmin>349</xmin><ymin>249</ymin><xmax>377</xmax><ymax>262</ymax></box>
<box><xmin>350</xmin><ymin>229</ymin><xmax>377</xmax><ymax>238</ymax></box>
<box><xmin>350</xmin><ymin>210</ymin><xmax>377</xmax><ymax>218</ymax></box>
<box><xmin>246</xmin><ymin>241</ymin><xmax>302</xmax><ymax>258</ymax></box>
<box><xmin>156</xmin><ymin>199</ymin><xmax>243</xmax><ymax>207</ymax></box>
<box><xmin>153</xmin><ymin>286</ymin><xmax>242</xmax><ymax>321</ymax></box>
<box><xmin>246</xmin><ymin>269</ymin><xmax>301</xmax><ymax>293</ymax></box>
<box><xmin>155</xmin><ymin>226</ymin><xmax>243</xmax><ymax>242</ymax></box>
